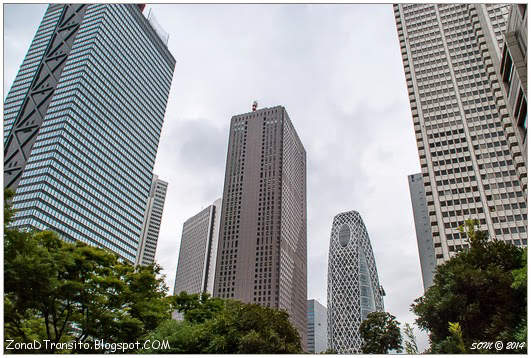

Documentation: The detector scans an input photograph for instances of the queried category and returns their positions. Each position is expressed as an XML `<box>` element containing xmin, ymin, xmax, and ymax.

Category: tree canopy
<box><xmin>411</xmin><ymin>219</ymin><xmax>527</xmax><ymax>354</ymax></box>
<box><xmin>359</xmin><ymin>311</ymin><xmax>403</xmax><ymax>354</ymax></box>
<box><xmin>4</xmin><ymin>191</ymin><xmax>172</xmax><ymax>353</ymax></box>
<box><xmin>142</xmin><ymin>292</ymin><xmax>303</xmax><ymax>354</ymax></box>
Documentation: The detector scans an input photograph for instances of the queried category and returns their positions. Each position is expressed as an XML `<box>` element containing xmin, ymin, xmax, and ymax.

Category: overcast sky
<box><xmin>5</xmin><ymin>3</ymin><xmax>428</xmax><ymax>350</ymax></box>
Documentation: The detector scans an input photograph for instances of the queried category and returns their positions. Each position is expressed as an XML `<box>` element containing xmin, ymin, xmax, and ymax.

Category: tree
<box><xmin>172</xmin><ymin>291</ymin><xmax>224</xmax><ymax>324</ymax></box>
<box><xmin>412</xmin><ymin>219</ymin><xmax>527</xmax><ymax>354</ymax></box>
<box><xmin>359</xmin><ymin>311</ymin><xmax>403</xmax><ymax>354</ymax></box>
<box><xmin>511</xmin><ymin>248</ymin><xmax>527</xmax><ymax>344</ymax></box>
<box><xmin>142</xmin><ymin>292</ymin><xmax>303</xmax><ymax>354</ymax></box>
<box><xmin>402</xmin><ymin>323</ymin><xmax>419</xmax><ymax>354</ymax></box>
<box><xmin>4</xmin><ymin>193</ymin><xmax>172</xmax><ymax>353</ymax></box>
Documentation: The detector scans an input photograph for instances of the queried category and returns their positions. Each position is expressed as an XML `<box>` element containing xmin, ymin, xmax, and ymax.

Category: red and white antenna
<box><xmin>252</xmin><ymin>100</ymin><xmax>258</xmax><ymax>112</ymax></box>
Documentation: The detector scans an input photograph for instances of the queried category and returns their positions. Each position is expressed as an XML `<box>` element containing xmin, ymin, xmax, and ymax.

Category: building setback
<box><xmin>394</xmin><ymin>4</ymin><xmax>528</xmax><ymax>267</ymax></box>
<box><xmin>213</xmin><ymin>105</ymin><xmax>307</xmax><ymax>350</ymax></box>
<box><xmin>4</xmin><ymin>4</ymin><xmax>175</xmax><ymax>263</ymax></box>
<box><xmin>174</xmin><ymin>198</ymin><xmax>221</xmax><ymax>295</ymax></box>
<box><xmin>500</xmin><ymin>4</ymin><xmax>527</xmax><ymax>165</ymax></box>
<box><xmin>307</xmin><ymin>299</ymin><xmax>327</xmax><ymax>353</ymax></box>
<box><xmin>135</xmin><ymin>175</ymin><xmax>168</xmax><ymax>266</ymax></box>
<box><xmin>327</xmin><ymin>211</ymin><xmax>385</xmax><ymax>354</ymax></box>
<box><xmin>408</xmin><ymin>173</ymin><xmax>437</xmax><ymax>290</ymax></box>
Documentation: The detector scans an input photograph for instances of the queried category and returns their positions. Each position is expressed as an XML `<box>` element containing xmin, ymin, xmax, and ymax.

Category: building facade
<box><xmin>174</xmin><ymin>198</ymin><xmax>221</xmax><ymax>295</ymax></box>
<box><xmin>213</xmin><ymin>105</ymin><xmax>307</xmax><ymax>349</ymax></box>
<box><xmin>395</xmin><ymin>4</ymin><xmax>528</xmax><ymax>267</ymax></box>
<box><xmin>307</xmin><ymin>299</ymin><xmax>327</xmax><ymax>353</ymax></box>
<box><xmin>408</xmin><ymin>173</ymin><xmax>437</xmax><ymax>290</ymax></box>
<box><xmin>135</xmin><ymin>175</ymin><xmax>168</xmax><ymax>266</ymax></box>
<box><xmin>500</xmin><ymin>4</ymin><xmax>527</xmax><ymax>164</ymax></box>
<box><xmin>4</xmin><ymin>4</ymin><xmax>175</xmax><ymax>263</ymax></box>
<box><xmin>327</xmin><ymin>211</ymin><xmax>385</xmax><ymax>354</ymax></box>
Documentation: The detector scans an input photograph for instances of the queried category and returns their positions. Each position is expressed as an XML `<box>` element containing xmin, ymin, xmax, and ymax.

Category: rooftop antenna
<box><xmin>252</xmin><ymin>100</ymin><xmax>258</xmax><ymax>112</ymax></box>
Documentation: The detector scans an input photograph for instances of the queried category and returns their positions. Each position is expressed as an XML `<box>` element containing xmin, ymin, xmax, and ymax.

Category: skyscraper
<box><xmin>500</xmin><ymin>4</ymin><xmax>527</xmax><ymax>164</ymax></box>
<box><xmin>327</xmin><ymin>211</ymin><xmax>384</xmax><ymax>354</ymax></box>
<box><xmin>135</xmin><ymin>175</ymin><xmax>168</xmax><ymax>266</ymax></box>
<box><xmin>307</xmin><ymin>299</ymin><xmax>327</xmax><ymax>354</ymax></box>
<box><xmin>4</xmin><ymin>4</ymin><xmax>175</xmax><ymax>263</ymax></box>
<box><xmin>408</xmin><ymin>173</ymin><xmax>436</xmax><ymax>290</ymax></box>
<box><xmin>174</xmin><ymin>198</ymin><xmax>221</xmax><ymax>295</ymax></box>
<box><xmin>395</xmin><ymin>4</ymin><xmax>528</xmax><ymax>266</ymax></box>
<box><xmin>213</xmin><ymin>105</ymin><xmax>307</xmax><ymax>349</ymax></box>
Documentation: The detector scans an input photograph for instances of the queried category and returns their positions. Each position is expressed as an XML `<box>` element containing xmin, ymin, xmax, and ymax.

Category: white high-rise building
<box><xmin>135</xmin><ymin>175</ymin><xmax>168</xmax><ymax>266</ymax></box>
<box><xmin>395</xmin><ymin>4</ymin><xmax>528</xmax><ymax>266</ymax></box>
<box><xmin>327</xmin><ymin>211</ymin><xmax>385</xmax><ymax>354</ymax></box>
<box><xmin>174</xmin><ymin>198</ymin><xmax>221</xmax><ymax>295</ymax></box>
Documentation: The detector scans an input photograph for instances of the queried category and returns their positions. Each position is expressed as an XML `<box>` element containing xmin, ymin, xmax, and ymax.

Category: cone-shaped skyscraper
<box><xmin>327</xmin><ymin>211</ymin><xmax>385</xmax><ymax>354</ymax></box>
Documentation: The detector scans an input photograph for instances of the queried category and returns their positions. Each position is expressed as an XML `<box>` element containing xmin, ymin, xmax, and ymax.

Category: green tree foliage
<box><xmin>402</xmin><ymin>323</ymin><xmax>419</xmax><ymax>354</ymax></box>
<box><xmin>143</xmin><ymin>292</ymin><xmax>302</xmax><ymax>354</ymax></box>
<box><xmin>431</xmin><ymin>322</ymin><xmax>467</xmax><ymax>354</ymax></box>
<box><xmin>359</xmin><ymin>311</ymin><xmax>403</xmax><ymax>354</ymax></box>
<box><xmin>4</xmin><ymin>192</ymin><xmax>172</xmax><ymax>353</ymax></box>
<box><xmin>511</xmin><ymin>248</ymin><xmax>527</xmax><ymax>344</ymax></box>
<box><xmin>172</xmin><ymin>291</ymin><xmax>224</xmax><ymax>323</ymax></box>
<box><xmin>412</xmin><ymin>219</ymin><xmax>527</xmax><ymax>354</ymax></box>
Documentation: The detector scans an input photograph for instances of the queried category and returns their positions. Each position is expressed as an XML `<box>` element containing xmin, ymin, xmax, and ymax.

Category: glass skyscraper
<box><xmin>4</xmin><ymin>4</ymin><xmax>175</xmax><ymax>263</ymax></box>
<box><xmin>307</xmin><ymin>299</ymin><xmax>327</xmax><ymax>353</ymax></box>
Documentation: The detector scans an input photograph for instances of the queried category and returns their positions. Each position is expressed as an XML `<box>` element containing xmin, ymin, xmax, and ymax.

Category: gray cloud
<box><xmin>5</xmin><ymin>4</ymin><xmax>429</xmax><ymax>350</ymax></box>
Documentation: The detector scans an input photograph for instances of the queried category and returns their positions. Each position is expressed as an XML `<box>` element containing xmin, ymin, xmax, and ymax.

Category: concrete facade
<box><xmin>213</xmin><ymin>105</ymin><xmax>307</xmax><ymax>350</ymax></box>
<box><xmin>174</xmin><ymin>198</ymin><xmax>221</xmax><ymax>295</ymax></box>
<box><xmin>135</xmin><ymin>175</ymin><xmax>168</xmax><ymax>266</ymax></box>
<box><xmin>408</xmin><ymin>173</ymin><xmax>436</xmax><ymax>290</ymax></box>
<box><xmin>500</xmin><ymin>4</ymin><xmax>527</xmax><ymax>165</ymax></box>
<box><xmin>395</xmin><ymin>4</ymin><xmax>528</xmax><ymax>267</ymax></box>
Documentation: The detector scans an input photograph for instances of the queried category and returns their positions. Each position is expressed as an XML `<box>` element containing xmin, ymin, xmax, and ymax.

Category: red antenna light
<box><xmin>252</xmin><ymin>100</ymin><xmax>258</xmax><ymax>111</ymax></box>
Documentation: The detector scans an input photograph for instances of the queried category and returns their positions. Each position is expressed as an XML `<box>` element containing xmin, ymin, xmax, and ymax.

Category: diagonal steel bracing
<box><xmin>4</xmin><ymin>4</ymin><xmax>88</xmax><ymax>190</ymax></box>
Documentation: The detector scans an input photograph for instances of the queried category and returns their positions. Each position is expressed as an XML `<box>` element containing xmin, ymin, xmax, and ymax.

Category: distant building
<box><xmin>135</xmin><ymin>176</ymin><xmax>168</xmax><ymax>266</ymax></box>
<box><xmin>4</xmin><ymin>4</ymin><xmax>175</xmax><ymax>263</ymax></box>
<box><xmin>213</xmin><ymin>105</ymin><xmax>307</xmax><ymax>349</ymax></box>
<box><xmin>500</xmin><ymin>4</ymin><xmax>527</xmax><ymax>164</ymax></box>
<box><xmin>327</xmin><ymin>211</ymin><xmax>385</xmax><ymax>354</ymax></box>
<box><xmin>408</xmin><ymin>173</ymin><xmax>436</xmax><ymax>291</ymax></box>
<box><xmin>307</xmin><ymin>299</ymin><xmax>327</xmax><ymax>353</ymax></box>
<box><xmin>174</xmin><ymin>199</ymin><xmax>221</xmax><ymax>295</ymax></box>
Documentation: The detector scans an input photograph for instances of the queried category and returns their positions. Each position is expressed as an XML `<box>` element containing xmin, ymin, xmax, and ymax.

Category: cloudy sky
<box><xmin>5</xmin><ymin>3</ymin><xmax>428</xmax><ymax>349</ymax></box>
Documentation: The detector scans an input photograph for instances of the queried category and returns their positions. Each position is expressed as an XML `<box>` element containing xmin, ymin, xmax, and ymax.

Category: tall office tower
<box><xmin>213</xmin><ymin>105</ymin><xmax>307</xmax><ymax>349</ymax></box>
<box><xmin>327</xmin><ymin>211</ymin><xmax>385</xmax><ymax>354</ymax></box>
<box><xmin>307</xmin><ymin>299</ymin><xmax>327</xmax><ymax>354</ymax></box>
<box><xmin>3</xmin><ymin>4</ymin><xmax>175</xmax><ymax>263</ymax></box>
<box><xmin>135</xmin><ymin>175</ymin><xmax>168</xmax><ymax>266</ymax></box>
<box><xmin>408</xmin><ymin>173</ymin><xmax>437</xmax><ymax>290</ymax></box>
<box><xmin>394</xmin><ymin>4</ymin><xmax>528</xmax><ymax>266</ymax></box>
<box><xmin>500</xmin><ymin>4</ymin><xmax>527</xmax><ymax>164</ymax></box>
<box><xmin>174</xmin><ymin>199</ymin><xmax>222</xmax><ymax>295</ymax></box>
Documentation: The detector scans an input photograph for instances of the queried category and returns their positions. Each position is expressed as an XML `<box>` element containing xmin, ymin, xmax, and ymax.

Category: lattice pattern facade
<box><xmin>327</xmin><ymin>211</ymin><xmax>384</xmax><ymax>354</ymax></box>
